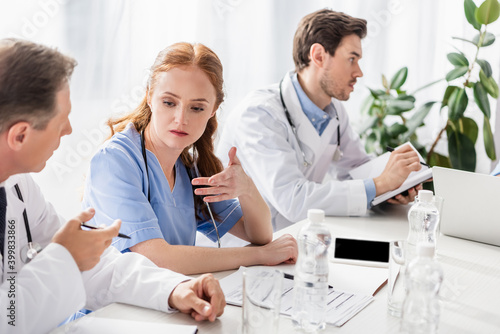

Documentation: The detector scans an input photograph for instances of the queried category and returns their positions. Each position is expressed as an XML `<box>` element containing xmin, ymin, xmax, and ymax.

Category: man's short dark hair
<box><xmin>0</xmin><ymin>39</ymin><xmax>77</xmax><ymax>133</ymax></box>
<box><xmin>293</xmin><ymin>9</ymin><xmax>367</xmax><ymax>71</ymax></box>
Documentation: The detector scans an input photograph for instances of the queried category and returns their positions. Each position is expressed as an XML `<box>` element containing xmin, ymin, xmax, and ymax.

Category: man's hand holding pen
<box><xmin>373</xmin><ymin>144</ymin><xmax>422</xmax><ymax>204</ymax></box>
<box><xmin>386</xmin><ymin>146</ymin><xmax>430</xmax><ymax>168</ymax></box>
<box><xmin>52</xmin><ymin>208</ymin><xmax>121</xmax><ymax>271</ymax></box>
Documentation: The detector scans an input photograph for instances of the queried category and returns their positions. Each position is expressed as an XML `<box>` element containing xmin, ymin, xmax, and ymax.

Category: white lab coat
<box><xmin>217</xmin><ymin>71</ymin><xmax>372</xmax><ymax>230</ymax></box>
<box><xmin>0</xmin><ymin>174</ymin><xmax>188</xmax><ymax>334</ymax></box>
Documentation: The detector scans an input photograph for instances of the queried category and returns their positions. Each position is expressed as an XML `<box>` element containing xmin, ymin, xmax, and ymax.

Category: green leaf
<box><xmin>390</xmin><ymin>67</ymin><xmax>408</xmax><ymax>90</ymax></box>
<box><xmin>473</xmin><ymin>81</ymin><xmax>491</xmax><ymax>118</ymax></box>
<box><xmin>387</xmin><ymin>123</ymin><xmax>408</xmax><ymax>136</ymax></box>
<box><xmin>460</xmin><ymin>117</ymin><xmax>479</xmax><ymax>144</ymax></box>
<box><xmin>487</xmin><ymin>76</ymin><xmax>499</xmax><ymax>98</ymax></box>
<box><xmin>370</xmin><ymin>104</ymin><xmax>383</xmax><ymax>116</ymax></box>
<box><xmin>448</xmin><ymin>88</ymin><xmax>468</xmax><ymax>120</ymax></box>
<box><xmin>480</xmin><ymin>70</ymin><xmax>500</xmax><ymax>98</ymax></box>
<box><xmin>447</xmin><ymin>52</ymin><xmax>469</xmax><ymax>67</ymax></box>
<box><xmin>473</xmin><ymin>32</ymin><xmax>496</xmax><ymax>46</ymax></box>
<box><xmin>441</xmin><ymin>85</ymin><xmax>459</xmax><ymax>108</ymax></box>
<box><xmin>482</xmin><ymin>32</ymin><xmax>496</xmax><ymax>46</ymax></box>
<box><xmin>369</xmin><ymin>88</ymin><xmax>386</xmax><ymax>99</ymax></box>
<box><xmin>388</xmin><ymin>138</ymin><xmax>403</xmax><ymax>150</ymax></box>
<box><xmin>380</xmin><ymin>130</ymin><xmax>390</xmax><ymax>147</ymax></box>
<box><xmin>446</xmin><ymin>66</ymin><xmax>468</xmax><ymax>81</ymax></box>
<box><xmin>465</xmin><ymin>0</ymin><xmax>482</xmax><ymax>30</ymax></box>
<box><xmin>483</xmin><ymin>116</ymin><xmax>497</xmax><ymax>160</ymax></box>
<box><xmin>477</xmin><ymin>59</ymin><xmax>493</xmax><ymax>77</ymax></box>
<box><xmin>403</xmin><ymin>102</ymin><xmax>437</xmax><ymax>141</ymax></box>
<box><xmin>386</xmin><ymin>99</ymin><xmax>414</xmax><ymax>115</ymax></box>
<box><xmin>378</xmin><ymin>93</ymin><xmax>393</xmax><ymax>101</ymax></box>
<box><xmin>374</xmin><ymin>126</ymin><xmax>382</xmax><ymax>142</ymax></box>
<box><xmin>365</xmin><ymin>132</ymin><xmax>378</xmax><ymax>154</ymax></box>
<box><xmin>396</xmin><ymin>94</ymin><xmax>416</xmax><ymax>102</ymax></box>
<box><xmin>448</xmin><ymin>129</ymin><xmax>476</xmax><ymax>171</ymax></box>
<box><xmin>428</xmin><ymin>151</ymin><xmax>452</xmax><ymax>168</ymax></box>
<box><xmin>476</xmin><ymin>0</ymin><xmax>500</xmax><ymax>25</ymax></box>
<box><xmin>479</xmin><ymin>69</ymin><xmax>498</xmax><ymax>98</ymax></box>
<box><xmin>382</xmin><ymin>74</ymin><xmax>389</xmax><ymax>90</ymax></box>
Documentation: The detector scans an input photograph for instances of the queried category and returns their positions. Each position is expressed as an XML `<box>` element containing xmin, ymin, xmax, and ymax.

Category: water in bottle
<box><xmin>407</xmin><ymin>190</ymin><xmax>440</xmax><ymax>261</ymax></box>
<box><xmin>401</xmin><ymin>243</ymin><xmax>443</xmax><ymax>334</ymax></box>
<box><xmin>292</xmin><ymin>209</ymin><xmax>332</xmax><ymax>332</ymax></box>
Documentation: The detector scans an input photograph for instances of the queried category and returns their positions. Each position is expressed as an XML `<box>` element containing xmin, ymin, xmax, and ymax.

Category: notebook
<box><xmin>65</xmin><ymin>318</ymin><xmax>198</xmax><ymax>334</ymax></box>
<box><xmin>433</xmin><ymin>166</ymin><xmax>500</xmax><ymax>247</ymax></box>
<box><xmin>349</xmin><ymin>142</ymin><xmax>432</xmax><ymax>206</ymax></box>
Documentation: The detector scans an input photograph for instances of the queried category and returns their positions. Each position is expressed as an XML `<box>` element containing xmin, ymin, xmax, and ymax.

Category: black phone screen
<box><xmin>334</xmin><ymin>238</ymin><xmax>390</xmax><ymax>263</ymax></box>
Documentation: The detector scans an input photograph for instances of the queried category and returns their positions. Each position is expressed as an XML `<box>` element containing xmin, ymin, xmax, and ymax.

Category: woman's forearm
<box><xmin>237</xmin><ymin>182</ymin><xmax>273</xmax><ymax>245</ymax></box>
<box><xmin>130</xmin><ymin>238</ymin><xmax>263</xmax><ymax>274</ymax></box>
<box><xmin>130</xmin><ymin>234</ymin><xmax>297</xmax><ymax>275</ymax></box>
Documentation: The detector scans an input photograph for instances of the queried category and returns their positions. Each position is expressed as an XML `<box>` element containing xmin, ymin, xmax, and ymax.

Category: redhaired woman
<box><xmin>82</xmin><ymin>42</ymin><xmax>297</xmax><ymax>274</ymax></box>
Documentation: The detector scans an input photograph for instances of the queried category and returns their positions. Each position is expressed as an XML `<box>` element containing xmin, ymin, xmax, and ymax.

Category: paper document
<box><xmin>330</xmin><ymin>263</ymin><xmax>388</xmax><ymax>296</ymax></box>
<box><xmin>220</xmin><ymin>266</ymin><xmax>373</xmax><ymax>327</ymax></box>
<box><xmin>64</xmin><ymin>317</ymin><xmax>198</xmax><ymax>334</ymax></box>
<box><xmin>349</xmin><ymin>142</ymin><xmax>432</xmax><ymax>206</ymax></box>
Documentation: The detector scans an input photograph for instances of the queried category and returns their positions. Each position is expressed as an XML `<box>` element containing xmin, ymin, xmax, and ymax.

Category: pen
<box><xmin>284</xmin><ymin>273</ymin><xmax>334</xmax><ymax>289</ymax></box>
<box><xmin>386</xmin><ymin>146</ymin><xmax>430</xmax><ymax>168</ymax></box>
<box><xmin>81</xmin><ymin>222</ymin><xmax>131</xmax><ymax>239</ymax></box>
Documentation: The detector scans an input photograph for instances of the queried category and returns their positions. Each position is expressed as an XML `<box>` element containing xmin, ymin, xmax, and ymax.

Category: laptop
<box><xmin>433</xmin><ymin>166</ymin><xmax>500</xmax><ymax>247</ymax></box>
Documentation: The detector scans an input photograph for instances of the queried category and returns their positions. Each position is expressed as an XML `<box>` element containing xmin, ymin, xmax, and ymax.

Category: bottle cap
<box><xmin>418</xmin><ymin>190</ymin><xmax>434</xmax><ymax>203</ymax></box>
<box><xmin>416</xmin><ymin>243</ymin><xmax>435</xmax><ymax>257</ymax></box>
<box><xmin>307</xmin><ymin>209</ymin><xmax>325</xmax><ymax>223</ymax></box>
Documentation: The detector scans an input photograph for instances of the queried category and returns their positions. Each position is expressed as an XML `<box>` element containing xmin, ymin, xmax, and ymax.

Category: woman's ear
<box><xmin>146</xmin><ymin>89</ymin><xmax>152</xmax><ymax>110</ymax></box>
<box><xmin>210</xmin><ymin>105</ymin><xmax>219</xmax><ymax>118</ymax></box>
<box><xmin>7</xmin><ymin>122</ymin><xmax>30</xmax><ymax>151</ymax></box>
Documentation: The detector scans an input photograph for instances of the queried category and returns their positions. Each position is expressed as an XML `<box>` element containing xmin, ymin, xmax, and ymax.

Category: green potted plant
<box><xmin>427</xmin><ymin>0</ymin><xmax>499</xmax><ymax>171</ymax></box>
<box><xmin>359</xmin><ymin>0</ymin><xmax>499</xmax><ymax>172</ymax></box>
<box><xmin>359</xmin><ymin>67</ymin><xmax>435</xmax><ymax>156</ymax></box>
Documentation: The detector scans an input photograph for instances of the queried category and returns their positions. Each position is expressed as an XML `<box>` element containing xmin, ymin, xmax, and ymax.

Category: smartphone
<box><xmin>330</xmin><ymin>237</ymin><xmax>390</xmax><ymax>268</ymax></box>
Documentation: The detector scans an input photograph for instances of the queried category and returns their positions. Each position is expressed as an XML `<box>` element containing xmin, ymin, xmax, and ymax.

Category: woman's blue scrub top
<box><xmin>82</xmin><ymin>123</ymin><xmax>242</xmax><ymax>251</ymax></box>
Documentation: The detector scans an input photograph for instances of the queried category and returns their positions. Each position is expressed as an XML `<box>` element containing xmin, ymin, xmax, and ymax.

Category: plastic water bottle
<box><xmin>401</xmin><ymin>243</ymin><xmax>443</xmax><ymax>334</ymax></box>
<box><xmin>292</xmin><ymin>209</ymin><xmax>332</xmax><ymax>332</ymax></box>
<box><xmin>407</xmin><ymin>190</ymin><xmax>440</xmax><ymax>261</ymax></box>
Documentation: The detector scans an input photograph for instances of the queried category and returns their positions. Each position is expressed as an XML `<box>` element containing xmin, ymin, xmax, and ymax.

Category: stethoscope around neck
<box><xmin>140</xmin><ymin>129</ymin><xmax>222</xmax><ymax>248</ymax></box>
<box><xmin>13</xmin><ymin>184</ymin><xmax>43</xmax><ymax>263</ymax></box>
<box><xmin>278</xmin><ymin>78</ymin><xmax>343</xmax><ymax>166</ymax></box>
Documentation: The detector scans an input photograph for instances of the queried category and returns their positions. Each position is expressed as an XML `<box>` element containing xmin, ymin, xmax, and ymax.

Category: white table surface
<box><xmin>52</xmin><ymin>204</ymin><xmax>500</xmax><ymax>334</ymax></box>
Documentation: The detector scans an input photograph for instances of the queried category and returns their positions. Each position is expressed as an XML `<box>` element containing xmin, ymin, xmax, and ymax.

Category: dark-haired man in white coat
<box><xmin>217</xmin><ymin>9</ymin><xmax>422</xmax><ymax>230</ymax></box>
